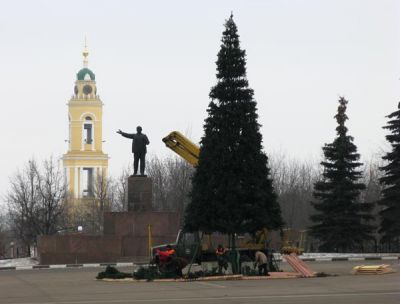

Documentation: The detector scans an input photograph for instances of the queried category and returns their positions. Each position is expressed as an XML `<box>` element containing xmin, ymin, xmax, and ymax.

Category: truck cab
<box><xmin>151</xmin><ymin>230</ymin><xmax>202</xmax><ymax>264</ymax></box>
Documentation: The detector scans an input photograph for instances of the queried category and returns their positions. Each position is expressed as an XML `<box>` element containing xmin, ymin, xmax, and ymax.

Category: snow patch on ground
<box><xmin>301</xmin><ymin>253</ymin><xmax>400</xmax><ymax>258</ymax></box>
<box><xmin>274</xmin><ymin>252</ymin><xmax>400</xmax><ymax>259</ymax></box>
<box><xmin>0</xmin><ymin>257</ymin><xmax>38</xmax><ymax>267</ymax></box>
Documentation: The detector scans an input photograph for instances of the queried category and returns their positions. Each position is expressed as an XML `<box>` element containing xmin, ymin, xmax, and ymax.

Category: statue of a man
<box><xmin>117</xmin><ymin>126</ymin><xmax>150</xmax><ymax>175</ymax></box>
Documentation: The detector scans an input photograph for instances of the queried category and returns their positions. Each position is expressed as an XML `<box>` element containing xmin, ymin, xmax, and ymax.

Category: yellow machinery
<box><xmin>162</xmin><ymin>131</ymin><xmax>268</xmax><ymax>251</ymax></box>
<box><xmin>162</xmin><ymin>131</ymin><xmax>200</xmax><ymax>167</ymax></box>
<box><xmin>281</xmin><ymin>228</ymin><xmax>305</xmax><ymax>255</ymax></box>
<box><xmin>244</xmin><ymin>228</ymin><xmax>268</xmax><ymax>250</ymax></box>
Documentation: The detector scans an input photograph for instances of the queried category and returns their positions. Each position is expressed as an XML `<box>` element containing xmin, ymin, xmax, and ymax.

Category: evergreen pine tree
<box><xmin>379</xmin><ymin>102</ymin><xmax>400</xmax><ymax>249</ymax></box>
<box><xmin>310</xmin><ymin>97</ymin><xmax>374</xmax><ymax>252</ymax></box>
<box><xmin>185</xmin><ymin>15</ymin><xmax>282</xmax><ymax>237</ymax></box>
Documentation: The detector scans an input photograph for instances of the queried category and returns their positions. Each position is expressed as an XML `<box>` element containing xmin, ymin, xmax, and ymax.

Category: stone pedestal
<box><xmin>126</xmin><ymin>176</ymin><xmax>153</xmax><ymax>211</ymax></box>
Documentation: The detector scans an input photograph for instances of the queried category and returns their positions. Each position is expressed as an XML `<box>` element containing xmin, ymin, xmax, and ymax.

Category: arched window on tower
<box><xmin>82</xmin><ymin>167</ymin><xmax>94</xmax><ymax>197</ymax></box>
<box><xmin>83</xmin><ymin>116</ymin><xmax>93</xmax><ymax>145</ymax></box>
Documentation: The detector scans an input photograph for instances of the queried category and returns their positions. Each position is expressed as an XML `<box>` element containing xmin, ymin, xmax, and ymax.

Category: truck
<box><xmin>152</xmin><ymin>228</ymin><xmax>271</xmax><ymax>263</ymax></box>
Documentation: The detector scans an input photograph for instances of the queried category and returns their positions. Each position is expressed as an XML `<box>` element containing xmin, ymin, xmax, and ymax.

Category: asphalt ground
<box><xmin>0</xmin><ymin>260</ymin><xmax>399</xmax><ymax>304</ymax></box>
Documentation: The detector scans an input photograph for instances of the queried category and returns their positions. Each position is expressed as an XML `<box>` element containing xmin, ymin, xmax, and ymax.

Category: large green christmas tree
<box><xmin>379</xmin><ymin>102</ymin><xmax>400</xmax><ymax>249</ymax></box>
<box><xmin>310</xmin><ymin>97</ymin><xmax>374</xmax><ymax>252</ymax></box>
<box><xmin>184</xmin><ymin>15</ymin><xmax>282</xmax><ymax>238</ymax></box>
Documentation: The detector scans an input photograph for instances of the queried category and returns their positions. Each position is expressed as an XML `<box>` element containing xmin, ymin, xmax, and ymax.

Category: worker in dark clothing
<box><xmin>117</xmin><ymin>126</ymin><xmax>149</xmax><ymax>175</ymax></box>
<box><xmin>254</xmin><ymin>250</ymin><xmax>270</xmax><ymax>276</ymax></box>
<box><xmin>216</xmin><ymin>244</ymin><xmax>228</xmax><ymax>274</ymax></box>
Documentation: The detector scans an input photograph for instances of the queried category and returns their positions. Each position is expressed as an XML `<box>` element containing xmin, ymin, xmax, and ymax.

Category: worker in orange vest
<box><xmin>156</xmin><ymin>244</ymin><xmax>176</xmax><ymax>265</ymax></box>
<box><xmin>165</xmin><ymin>245</ymin><xmax>175</xmax><ymax>257</ymax></box>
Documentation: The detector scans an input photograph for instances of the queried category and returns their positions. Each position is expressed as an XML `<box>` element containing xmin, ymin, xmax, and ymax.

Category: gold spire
<box><xmin>83</xmin><ymin>36</ymin><xmax>89</xmax><ymax>68</ymax></box>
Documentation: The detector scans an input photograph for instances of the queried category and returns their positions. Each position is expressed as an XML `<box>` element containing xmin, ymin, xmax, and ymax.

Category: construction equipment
<box><xmin>162</xmin><ymin>131</ymin><xmax>199</xmax><ymax>166</ymax></box>
<box><xmin>152</xmin><ymin>230</ymin><xmax>282</xmax><ymax>273</ymax></box>
<box><xmin>281</xmin><ymin>228</ymin><xmax>305</xmax><ymax>255</ymax></box>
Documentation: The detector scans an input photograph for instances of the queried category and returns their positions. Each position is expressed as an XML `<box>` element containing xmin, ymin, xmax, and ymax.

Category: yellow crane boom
<box><xmin>162</xmin><ymin>131</ymin><xmax>200</xmax><ymax>167</ymax></box>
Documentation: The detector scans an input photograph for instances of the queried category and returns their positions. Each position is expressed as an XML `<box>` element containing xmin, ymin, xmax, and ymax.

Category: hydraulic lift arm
<box><xmin>162</xmin><ymin>131</ymin><xmax>200</xmax><ymax>167</ymax></box>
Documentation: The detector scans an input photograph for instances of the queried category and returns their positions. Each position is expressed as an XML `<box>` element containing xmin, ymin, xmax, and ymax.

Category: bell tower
<box><xmin>63</xmin><ymin>44</ymin><xmax>109</xmax><ymax>200</ymax></box>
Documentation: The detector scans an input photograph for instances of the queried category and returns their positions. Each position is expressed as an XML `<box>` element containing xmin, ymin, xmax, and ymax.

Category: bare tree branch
<box><xmin>6</xmin><ymin>157</ymin><xmax>68</xmax><ymax>251</ymax></box>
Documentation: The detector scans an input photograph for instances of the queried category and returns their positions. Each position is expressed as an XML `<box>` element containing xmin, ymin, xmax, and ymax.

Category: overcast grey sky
<box><xmin>0</xmin><ymin>0</ymin><xmax>399</xmax><ymax>203</ymax></box>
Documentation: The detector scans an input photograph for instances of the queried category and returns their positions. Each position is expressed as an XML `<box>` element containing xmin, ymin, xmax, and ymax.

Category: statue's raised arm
<box><xmin>117</xmin><ymin>129</ymin><xmax>136</xmax><ymax>139</ymax></box>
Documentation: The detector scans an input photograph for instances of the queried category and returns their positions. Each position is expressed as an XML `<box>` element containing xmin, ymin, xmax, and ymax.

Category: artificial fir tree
<box><xmin>310</xmin><ymin>97</ymin><xmax>374</xmax><ymax>252</ymax></box>
<box><xmin>379</xmin><ymin>102</ymin><xmax>400</xmax><ymax>250</ymax></box>
<box><xmin>184</xmin><ymin>15</ymin><xmax>282</xmax><ymax>271</ymax></box>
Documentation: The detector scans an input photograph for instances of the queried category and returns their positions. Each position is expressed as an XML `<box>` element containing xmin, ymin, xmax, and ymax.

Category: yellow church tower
<box><xmin>63</xmin><ymin>44</ymin><xmax>108</xmax><ymax>200</ymax></box>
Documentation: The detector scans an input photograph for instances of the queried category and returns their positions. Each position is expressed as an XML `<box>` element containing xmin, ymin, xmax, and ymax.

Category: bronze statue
<box><xmin>117</xmin><ymin>126</ymin><xmax>150</xmax><ymax>175</ymax></box>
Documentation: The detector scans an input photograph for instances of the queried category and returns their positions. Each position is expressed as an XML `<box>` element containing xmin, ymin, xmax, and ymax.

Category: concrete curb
<box><xmin>0</xmin><ymin>262</ymin><xmax>136</xmax><ymax>271</ymax></box>
<box><xmin>98</xmin><ymin>273</ymin><xmax>302</xmax><ymax>283</ymax></box>
<box><xmin>1</xmin><ymin>256</ymin><xmax>399</xmax><ymax>271</ymax></box>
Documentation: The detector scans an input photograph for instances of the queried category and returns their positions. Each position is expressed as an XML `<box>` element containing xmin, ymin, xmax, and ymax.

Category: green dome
<box><xmin>77</xmin><ymin>68</ymin><xmax>95</xmax><ymax>81</ymax></box>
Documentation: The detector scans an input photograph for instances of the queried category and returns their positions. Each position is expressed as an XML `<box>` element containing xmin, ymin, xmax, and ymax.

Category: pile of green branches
<box><xmin>96</xmin><ymin>265</ymin><xmax>132</xmax><ymax>280</ymax></box>
<box><xmin>133</xmin><ymin>266</ymin><xmax>180</xmax><ymax>281</ymax></box>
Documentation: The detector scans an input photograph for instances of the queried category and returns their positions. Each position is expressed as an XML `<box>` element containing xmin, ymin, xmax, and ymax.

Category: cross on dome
<box><xmin>83</xmin><ymin>37</ymin><xmax>89</xmax><ymax>68</ymax></box>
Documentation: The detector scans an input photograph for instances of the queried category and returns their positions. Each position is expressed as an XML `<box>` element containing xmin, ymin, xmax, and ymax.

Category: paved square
<box><xmin>0</xmin><ymin>261</ymin><xmax>399</xmax><ymax>304</ymax></box>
